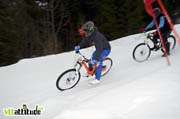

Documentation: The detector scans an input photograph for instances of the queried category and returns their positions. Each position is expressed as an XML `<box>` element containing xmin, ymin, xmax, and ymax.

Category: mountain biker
<box><xmin>144</xmin><ymin>7</ymin><xmax>171</xmax><ymax>57</ymax></box>
<box><xmin>74</xmin><ymin>21</ymin><xmax>111</xmax><ymax>84</ymax></box>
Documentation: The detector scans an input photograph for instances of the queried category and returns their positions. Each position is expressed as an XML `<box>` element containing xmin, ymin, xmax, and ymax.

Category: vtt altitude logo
<box><xmin>3</xmin><ymin>104</ymin><xmax>45</xmax><ymax>116</ymax></box>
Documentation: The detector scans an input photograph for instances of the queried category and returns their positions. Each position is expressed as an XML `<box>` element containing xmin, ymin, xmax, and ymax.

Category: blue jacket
<box><xmin>145</xmin><ymin>13</ymin><xmax>170</xmax><ymax>33</ymax></box>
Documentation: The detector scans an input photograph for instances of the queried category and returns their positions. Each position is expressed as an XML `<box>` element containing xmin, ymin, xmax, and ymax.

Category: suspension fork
<box><xmin>74</xmin><ymin>62</ymin><xmax>82</xmax><ymax>72</ymax></box>
<box><xmin>144</xmin><ymin>38</ymin><xmax>149</xmax><ymax>45</ymax></box>
<box><xmin>145</xmin><ymin>33</ymin><xmax>155</xmax><ymax>45</ymax></box>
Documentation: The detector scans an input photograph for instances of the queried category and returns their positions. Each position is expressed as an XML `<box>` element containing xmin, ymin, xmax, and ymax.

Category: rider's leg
<box><xmin>162</xmin><ymin>33</ymin><xmax>170</xmax><ymax>56</ymax></box>
<box><xmin>161</xmin><ymin>30</ymin><xmax>172</xmax><ymax>56</ymax></box>
<box><xmin>89</xmin><ymin>51</ymin><xmax>97</xmax><ymax>71</ymax></box>
<box><xmin>152</xmin><ymin>31</ymin><xmax>159</xmax><ymax>44</ymax></box>
<box><xmin>151</xmin><ymin>31</ymin><xmax>160</xmax><ymax>51</ymax></box>
<box><xmin>93</xmin><ymin>49</ymin><xmax>111</xmax><ymax>80</ymax></box>
<box><xmin>89</xmin><ymin>49</ymin><xmax>110</xmax><ymax>84</ymax></box>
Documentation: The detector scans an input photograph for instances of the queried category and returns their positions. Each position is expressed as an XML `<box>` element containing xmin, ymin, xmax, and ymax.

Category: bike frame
<box><xmin>144</xmin><ymin>33</ymin><xmax>154</xmax><ymax>44</ymax></box>
<box><xmin>74</xmin><ymin>52</ymin><xmax>96</xmax><ymax>76</ymax></box>
<box><xmin>74</xmin><ymin>52</ymin><xmax>108</xmax><ymax>77</ymax></box>
<box><xmin>144</xmin><ymin>32</ymin><xmax>162</xmax><ymax>49</ymax></box>
<box><xmin>79</xmin><ymin>61</ymin><xmax>95</xmax><ymax>75</ymax></box>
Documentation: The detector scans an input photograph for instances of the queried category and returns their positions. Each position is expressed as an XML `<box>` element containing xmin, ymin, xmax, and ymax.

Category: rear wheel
<box><xmin>168</xmin><ymin>35</ymin><xmax>176</xmax><ymax>50</ymax></box>
<box><xmin>133</xmin><ymin>43</ymin><xmax>151</xmax><ymax>62</ymax></box>
<box><xmin>161</xmin><ymin>35</ymin><xmax>176</xmax><ymax>53</ymax></box>
<box><xmin>56</xmin><ymin>69</ymin><xmax>81</xmax><ymax>91</ymax></box>
<box><xmin>101</xmin><ymin>58</ymin><xmax>113</xmax><ymax>76</ymax></box>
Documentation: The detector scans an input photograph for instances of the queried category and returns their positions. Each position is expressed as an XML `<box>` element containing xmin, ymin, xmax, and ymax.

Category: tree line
<box><xmin>0</xmin><ymin>0</ymin><xmax>177</xmax><ymax>66</ymax></box>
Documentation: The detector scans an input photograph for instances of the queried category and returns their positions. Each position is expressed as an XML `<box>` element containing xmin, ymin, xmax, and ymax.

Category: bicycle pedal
<box><xmin>152</xmin><ymin>46</ymin><xmax>160</xmax><ymax>51</ymax></box>
<box><xmin>154</xmin><ymin>48</ymin><xmax>159</xmax><ymax>51</ymax></box>
<box><xmin>82</xmin><ymin>73</ymin><xmax>91</xmax><ymax>77</ymax></box>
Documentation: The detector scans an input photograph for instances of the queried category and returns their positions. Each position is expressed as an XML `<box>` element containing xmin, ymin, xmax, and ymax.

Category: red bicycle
<box><xmin>56</xmin><ymin>52</ymin><xmax>113</xmax><ymax>91</ymax></box>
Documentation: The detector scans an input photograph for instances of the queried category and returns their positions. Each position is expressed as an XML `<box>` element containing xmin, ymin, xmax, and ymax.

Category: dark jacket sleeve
<box><xmin>78</xmin><ymin>37</ymin><xmax>89</xmax><ymax>48</ymax></box>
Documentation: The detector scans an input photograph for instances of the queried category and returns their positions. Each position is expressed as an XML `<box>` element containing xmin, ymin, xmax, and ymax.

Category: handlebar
<box><xmin>143</xmin><ymin>32</ymin><xmax>154</xmax><ymax>40</ymax></box>
<box><xmin>76</xmin><ymin>51</ymin><xmax>89</xmax><ymax>62</ymax></box>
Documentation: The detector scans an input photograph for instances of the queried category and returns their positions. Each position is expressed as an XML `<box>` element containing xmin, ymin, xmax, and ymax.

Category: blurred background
<box><xmin>0</xmin><ymin>0</ymin><xmax>179</xmax><ymax>66</ymax></box>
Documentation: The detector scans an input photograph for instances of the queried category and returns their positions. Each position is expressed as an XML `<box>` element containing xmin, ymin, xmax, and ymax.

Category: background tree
<box><xmin>0</xmin><ymin>0</ymin><xmax>177</xmax><ymax>66</ymax></box>
<box><xmin>96</xmin><ymin>0</ymin><xmax>120</xmax><ymax>40</ymax></box>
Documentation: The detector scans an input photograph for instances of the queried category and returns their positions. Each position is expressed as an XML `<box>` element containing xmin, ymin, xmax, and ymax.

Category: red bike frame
<box><xmin>76</xmin><ymin>52</ymin><xmax>106</xmax><ymax>76</ymax></box>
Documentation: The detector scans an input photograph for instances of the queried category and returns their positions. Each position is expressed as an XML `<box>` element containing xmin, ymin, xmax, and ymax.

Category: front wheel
<box><xmin>56</xmin><ymin>69</ymin><xmax>81</xmax><ymax>91</ymax></box>
<box><xmin>101</xmin><ymin>58</ymin><xmax>113</xmax><ymax>76</ymax></box>
<box><xmin>133</xmin><ymin>43</ymin><xmax>151</xmax><ymax>62</ymax></box>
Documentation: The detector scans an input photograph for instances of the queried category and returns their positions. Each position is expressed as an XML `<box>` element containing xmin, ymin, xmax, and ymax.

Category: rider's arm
<box><xmin>144</xmin><ymin>20</ymin><xmax>155</xmax><ymax>31</ymax></box>
<box><xmin>94</xmin><ymin>38</ymin><xmax>103</xmax><ymax>61</ymax></box>
<box><xmin>158</xmin><ymin>16</ymin><xmax>165</xmax><ymax>29</ymax></box>
<box><xmin>78</xmin><ymin>37</ymin><xmax>89</xmax><ymax>49</ymax></box>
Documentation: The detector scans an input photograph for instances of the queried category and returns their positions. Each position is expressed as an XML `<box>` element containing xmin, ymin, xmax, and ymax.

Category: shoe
<box><xmin>89</xmin><ymin>79</ymin><xmax>100</xmax><ymax>84</ymax></box>
<box><xmin>162</xmin><ymin>53</ymin><xmax>170</xmax><ymax>57</ymax></box>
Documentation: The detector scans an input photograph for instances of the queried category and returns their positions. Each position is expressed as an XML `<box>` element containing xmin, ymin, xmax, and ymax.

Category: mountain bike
<box><xmin>56</xmin><ymin>52</ymin><xmax>113</xmax><ymax>91</ymax></box>
<box><xmin>132</xmin><ymin>32</ymin><xmax>176</xmax><ymax>62</ymax></box>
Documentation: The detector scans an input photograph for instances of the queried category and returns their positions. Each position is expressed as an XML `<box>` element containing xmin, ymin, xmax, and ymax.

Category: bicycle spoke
<box><xmin>56</xmin><ymin>69</ymin><xmax>80</xmax><ymax>91</ymax></box>
<box><xmin>133</xmin><ymin>43</ymin><xmax>151</xmax><ymax>62</ymax></box>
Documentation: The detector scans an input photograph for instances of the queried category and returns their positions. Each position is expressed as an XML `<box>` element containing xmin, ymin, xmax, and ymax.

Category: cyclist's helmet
<box><xmin>153</xmin><ymin>8</ymin><xmax>161</xmax><ymax>17</ymax></box>
<box><xmin>81</xmin><ymin>21</ymin><xmax>95</xmax><ymax>34</ymax></box>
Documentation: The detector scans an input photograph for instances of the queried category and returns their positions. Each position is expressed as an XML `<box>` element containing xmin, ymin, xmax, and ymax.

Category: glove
<box><xmin>88</xmin><ymin>60</ymin><xmax>97</xmax><ymax>65</ymax></box>
<box><xmin>74</xmin><ymin>46</ymin><xmax>80</xmax><ymax>53</ymax></box>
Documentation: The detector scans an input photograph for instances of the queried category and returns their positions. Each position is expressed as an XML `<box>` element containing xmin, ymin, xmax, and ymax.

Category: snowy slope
<box><xmin>0</xmin><ymin>25</ymin><xmax>180</xmax><ymax>119</ymax></box>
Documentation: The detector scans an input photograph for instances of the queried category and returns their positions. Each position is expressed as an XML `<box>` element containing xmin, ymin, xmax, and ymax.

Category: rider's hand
<box><xmin>74</xmin><ymin>46</ymin><xmax>80</xmax><ymax>53</ymax></box>
<box><xmin>88</xmin><ymin>60</ymin><xmax>97</xmax><ymax>65</ymax></box>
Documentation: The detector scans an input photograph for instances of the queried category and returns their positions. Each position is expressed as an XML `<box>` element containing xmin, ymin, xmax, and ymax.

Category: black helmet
<box><xmin>153</xmin><ymin>8</ymin><xmax>161</xmax><ymax>17</ymax></box>
<box><xmin>81</xmin><ymin>21</ymin><xmax>95</xmax><ymax>32</ymax></box>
